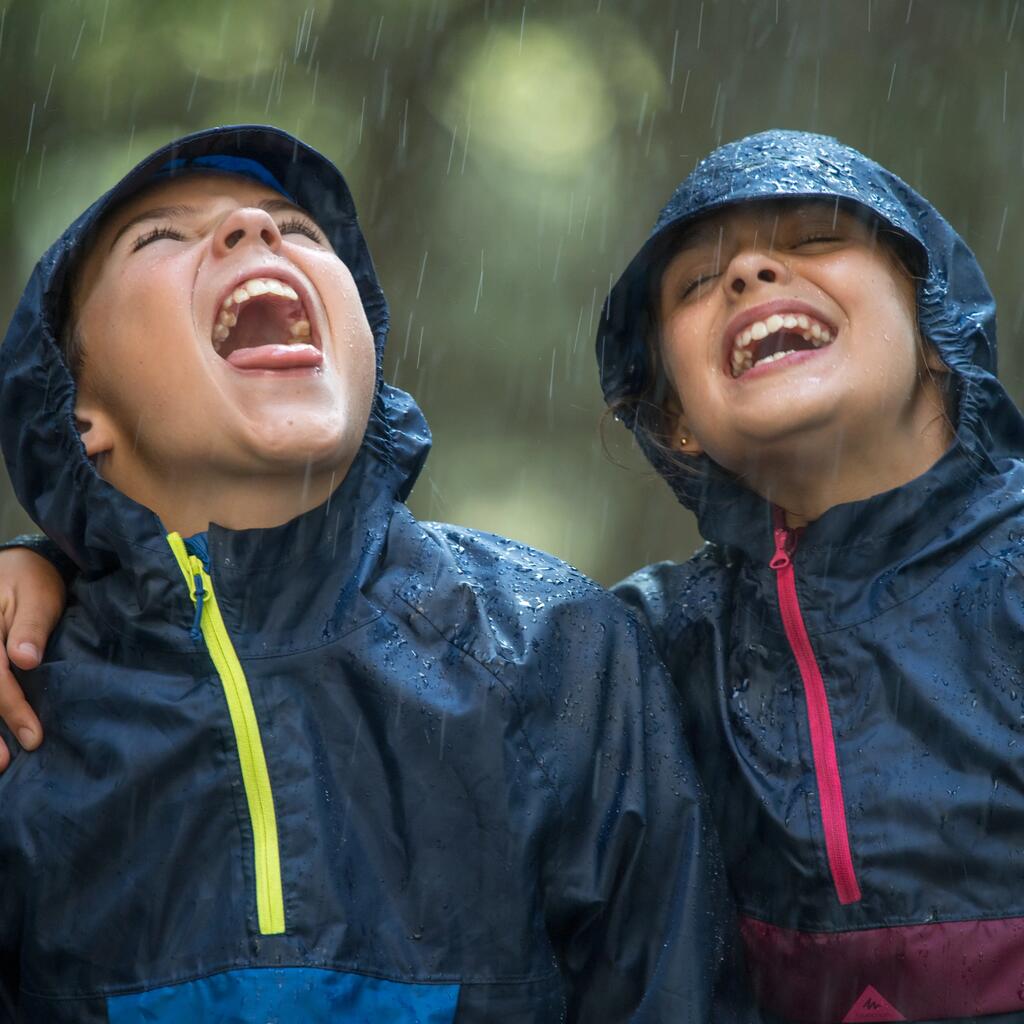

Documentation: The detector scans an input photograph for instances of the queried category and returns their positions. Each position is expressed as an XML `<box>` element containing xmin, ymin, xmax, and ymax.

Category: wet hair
<box><xmin>57</xmin><ymin>214</ymin><xmax>108</xmax><ymax>380</ymax></box>
<box><xmin>59</xmin><ymin>320</ymin><xmax>86</xmax><ymax>378</ymax></box>
<box><xmin>605</xmin><ymin>198</ymin><xmax>941</xmax><ymax>465</ymax></box>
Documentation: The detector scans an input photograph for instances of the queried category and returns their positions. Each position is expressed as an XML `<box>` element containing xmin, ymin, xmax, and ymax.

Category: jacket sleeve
<box><xmin>524</xmin><ymin>596</ymin><xmax>757</xmax><ymax>1022</ymax></box>
<box><xmin>0</xmin><ymin>533</ymin><xmax>77</xmax><ymax>588</ymax></box>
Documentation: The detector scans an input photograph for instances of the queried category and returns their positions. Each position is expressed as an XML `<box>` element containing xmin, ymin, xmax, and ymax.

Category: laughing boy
<box><xmin>0</xmin><ymin>126</ymin><xmax>750</xmax><ymax>1022</ymax></box>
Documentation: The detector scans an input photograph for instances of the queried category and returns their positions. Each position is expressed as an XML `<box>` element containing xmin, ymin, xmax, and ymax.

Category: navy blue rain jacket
<box><xmin>598</xmin><ymin>130</ymin><xmax>1024</xmax><ymax>1024</ymax></box>
<box><xmin>0</xmin><ymin>126</ymin><xmax>749</xmax><ymax>1022</ymax></box>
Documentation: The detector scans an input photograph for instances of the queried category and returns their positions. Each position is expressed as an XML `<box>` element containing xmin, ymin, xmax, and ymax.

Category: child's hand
<box><xmin>0</xmin><ymin>549</ymin><xmax>66</xmax><ymax>771</ymax></box>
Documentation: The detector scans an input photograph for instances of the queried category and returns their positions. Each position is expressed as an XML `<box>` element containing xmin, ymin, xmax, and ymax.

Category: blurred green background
<box><xmin>0</xmin><ymin>0</ymin><xmax>1021</xmax><ymax>585</ymax></box>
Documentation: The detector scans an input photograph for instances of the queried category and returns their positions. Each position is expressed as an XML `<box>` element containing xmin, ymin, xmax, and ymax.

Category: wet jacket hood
<box><xmin>597</xmin><ymin>129</ymin><xmax>1024</xmax><ymax>549</ymax></box>
<box><xmin>0</xmin><ymin>124</ymin><xmax>430</xmax><ymax>576</ymax></box>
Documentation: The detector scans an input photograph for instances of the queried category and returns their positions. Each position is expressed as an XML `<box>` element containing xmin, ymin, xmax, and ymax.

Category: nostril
<box><xmin>757</xmin><ymin>268</ymin><xmax>776</xmax><ymax>283</ymax></box>
<box><xmin>225</xmin><ymin>229</ymin><xmax>244</xmax><ymax>249</ymax></box>
<box><xmin>731</xmin><ymin>277</ymin><xmax>746</xmax><ymax>294</ymax></box>
<box><xmin>260</xmin><ymin>228</ymin><xmax>276</xmax><ymax>246</ymax></box>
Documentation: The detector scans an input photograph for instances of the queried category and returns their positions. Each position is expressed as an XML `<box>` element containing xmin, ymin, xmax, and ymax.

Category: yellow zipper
<box><xmin>167</xmin><ymin>532</ymin><xmax>286</xmax><ymax>935</ymax></box>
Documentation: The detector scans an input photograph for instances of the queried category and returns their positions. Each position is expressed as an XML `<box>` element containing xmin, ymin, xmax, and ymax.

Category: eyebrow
<box><xmin>671</xmin><ymin>222</ymin><xmax>722</xmax><ymax>257</ymax></box>
<box><xmin>109</xmin><ymin>197</ymin><xmax>313</xmax><ymax>251</ymax></box>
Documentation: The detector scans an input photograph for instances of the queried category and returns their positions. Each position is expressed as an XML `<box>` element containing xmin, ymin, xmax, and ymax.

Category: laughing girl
<box><xmin>601</xmin><ymin>130</ymin><xmax>1024</xmax><ymax>1024</ymax></box>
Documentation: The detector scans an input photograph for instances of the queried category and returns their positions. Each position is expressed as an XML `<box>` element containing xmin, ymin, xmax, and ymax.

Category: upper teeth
<box><xmin>730</xmin><ymin>311</ymin><xmax>834</xmax><ymax>377</ymax></box>
<box><xmin>212</xmin><ymin>277</ymin><xmax>309</xmax><ymax>350</ymax></box>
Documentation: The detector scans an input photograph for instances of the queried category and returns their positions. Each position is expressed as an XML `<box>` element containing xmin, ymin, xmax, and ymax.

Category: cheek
<box><xmin>320</xmin><ymin>268</ymin><xmax>376</xmax><ymax>361</ymax></box>
<box><xmin>77</xmin><ymin>278</ymin><xmax>198</xmax><ymax>420</ymax></box>
<box><xmin>861</xmin><ymin>271</ymin><xmax>921</xmax><ymax>375</ymax></box>
<box><xmin>344</xmin><ymin>324</ymin><xmax>377</xmax><ymax>410</ymax></box>
<box><xmin>82</xmin><ymin>266</ymin><xmax>193</xmax><ymax>359</ymax></box>
<box><xmin>660</xmin><ymin>309</ymin><xmax>717</xmax><ymax>409</ymax></box>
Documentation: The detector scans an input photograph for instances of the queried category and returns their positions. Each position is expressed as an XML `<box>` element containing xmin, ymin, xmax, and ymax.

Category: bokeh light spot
<box><xmin>436</xmin><ymin>24</ymin><xmax>614</xmax><ymax>174</ymax></box>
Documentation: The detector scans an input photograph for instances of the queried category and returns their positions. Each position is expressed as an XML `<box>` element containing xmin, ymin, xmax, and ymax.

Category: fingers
<box><xmin>7</xmin><ymin>610</ymin><xmax>56</xmax><ymax>671</ymax></box>
<box><xmin>4</xmin><ymin>557</ymin><xmax>65</xmax><ymax>672</ymax></box>
<box><xmin>7</xmin><ymin>639</ymin><xmax>41</xmax><ymax>670</ymax></box>
<box><xmin>0</xmin><ymin>642</ymin><xmax>40</xmax><ymax>764</ymax></box>
<box><xmin>0</xmin><ymin>555</ymin><xmax>62</xmax><ymax>765</ymax></box>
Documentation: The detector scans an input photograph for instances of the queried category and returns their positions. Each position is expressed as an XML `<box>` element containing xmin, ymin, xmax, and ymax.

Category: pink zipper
<box><xmin>770</xmin><ymin>512</ymin><xmax>862</xmax><ymax>906</ymax></box>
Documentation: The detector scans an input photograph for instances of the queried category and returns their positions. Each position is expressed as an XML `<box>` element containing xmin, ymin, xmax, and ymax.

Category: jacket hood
<box><xmin>596</xmin><ymin>129</ymin><xmax>1024</xmax><ymax>549</ymax></box>
<box><xmin>0</xmin><ymin>124</ymin><xmax>431</xmax><ymax>576</ymax></box>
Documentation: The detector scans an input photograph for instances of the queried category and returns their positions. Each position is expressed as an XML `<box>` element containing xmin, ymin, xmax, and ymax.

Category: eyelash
<box><xmin>682</xmin><ymin>274</ymin><xmax>716</xmax><ymax>299</ymax></box>
<box><xmin>131</xmin><ymin>226</ymin><xmax>184</xmax><ymax>252</ymax></box>
<box><xmin>276</xmin><ymin>217</ymin><xmax>324</xmax><ymax>243</ymax></box>
<box><xmin>130</xmin><ymin>216</ymin><xmax>325</xmax><ymax>252</ymax></box>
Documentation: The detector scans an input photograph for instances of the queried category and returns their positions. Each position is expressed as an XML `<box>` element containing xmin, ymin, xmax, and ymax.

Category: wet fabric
<box><xmin>0</xmin><ymin>125</ymin><xmax>749</xmax><ymax>1022</ymax></box>
<box><xmin>598</xmin><ymin>130</ymin><xmax>1024</xmax><ymax>1023</ymax></box>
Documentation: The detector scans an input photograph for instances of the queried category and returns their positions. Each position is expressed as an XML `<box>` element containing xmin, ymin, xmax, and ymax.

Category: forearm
<box><xmin>0</xmin><ymin>535</ymin><xmax>76</xmax><ymax>587</ymax></box>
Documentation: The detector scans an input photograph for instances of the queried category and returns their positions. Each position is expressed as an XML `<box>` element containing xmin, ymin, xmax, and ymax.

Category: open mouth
<box><xmin>729</xmin><ymin>311</ymin><xmax>835</xmax><ymax>378</ymax></box>
<box><xmin>212</xmin><ymin>276</ymin><xmax>321</xmax><ymax>370</ymax></box>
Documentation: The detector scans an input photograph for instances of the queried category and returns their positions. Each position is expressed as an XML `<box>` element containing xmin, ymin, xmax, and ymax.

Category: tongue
<box><xmin>226</xmin><ymin>343</ymin><xmax>322</xmax><ymax>370</ymax></box>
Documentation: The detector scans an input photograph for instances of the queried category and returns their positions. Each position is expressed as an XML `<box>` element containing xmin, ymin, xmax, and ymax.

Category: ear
<box><xmin>668</xmin><ymin>401</ymin><xmax>705</xmax><ymax>457</ymax></box>
<box><xmin>73</xmin><ymin>399</ymin><xmax>116</xmax><ymax>461</ymax></box>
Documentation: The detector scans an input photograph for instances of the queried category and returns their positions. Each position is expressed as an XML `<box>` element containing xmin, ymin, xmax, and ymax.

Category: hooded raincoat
<box><xmin>0</xmin><ymin>125</ymin><xmax>749</xmax><ymax>1023</ymax></box>
<box><xmin>598</xmin><ymin>130</ymin><xmax>1024</xmax><ymax>1024</ymax></box>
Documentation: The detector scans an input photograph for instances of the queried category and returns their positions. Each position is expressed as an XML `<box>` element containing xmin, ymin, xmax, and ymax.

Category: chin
<box><xmin>737</xmin><ymin>390</ymin><xmax>843</xmax><ymax>436</ymax></box>
<box><xmin>712</xmin><ymin>409</ymin><xmax>845</xmax><ymax>472</ymax></box>
<box><xmin>240</xmin><ymin>411</ymin><xmax>365</xmax><ymax>470</ymax></box>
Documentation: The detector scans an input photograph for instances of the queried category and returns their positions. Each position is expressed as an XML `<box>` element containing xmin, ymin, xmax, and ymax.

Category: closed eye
<box><xmin>277</xmin><ymin>216</ymin><xmax>325</xmax><ymax>244</ymax></box>
<box><xmin>131</xmin><ymin>226</ymin><xmax>185</xmax><ymax>252</ymax></box>
<box><xmin>794</xmin><ymin>234</ymin><xmax>841</xmax><ymax>247</ymax></box>
<box><xmin>682</xmin><ymin>272</ymin><xmax>719</xmax><ymax>299</ymax></box>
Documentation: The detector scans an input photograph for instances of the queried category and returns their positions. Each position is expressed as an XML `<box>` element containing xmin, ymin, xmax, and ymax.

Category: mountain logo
<box><xmin>842</xmin><ymin>985</ymin><xmax>907</xmax><ymax>1022</ymax></box>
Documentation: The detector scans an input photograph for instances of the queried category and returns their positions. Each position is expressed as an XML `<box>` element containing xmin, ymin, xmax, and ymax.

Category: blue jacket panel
<box><xmin>599</xmin><ymin>131</ymin><xmax>1024</xmax><ymax>1023</ymax></box>
<box><xmin>0</xmin><ymin>126</ymin><xmax>751</xmax><ymax>1022</ymax></box>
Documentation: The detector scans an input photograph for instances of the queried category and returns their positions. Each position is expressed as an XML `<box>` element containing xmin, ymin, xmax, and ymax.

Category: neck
<box><xmin>97</xmin><ymin>456</ymin><xmax>352</xmax><ymax>538</ymax></box>
<box><xmin>739</xmin><ymin>400</ymin><xmax>954</xmax><ymax>530</ymax></box>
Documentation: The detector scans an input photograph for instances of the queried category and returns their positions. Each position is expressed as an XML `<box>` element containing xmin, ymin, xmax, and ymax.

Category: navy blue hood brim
<box><xmin>0</xmin><ymin>124</ymin><xmax>431</xmax><ymax>575</ymax></box>
<box><xmin>595</xmin><ymin>129</ymin><xmax>1024</xmax><ymax>527</ymax></box>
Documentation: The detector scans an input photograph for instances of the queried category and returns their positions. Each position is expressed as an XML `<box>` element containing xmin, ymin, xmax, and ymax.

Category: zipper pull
<box><xmin>190</xmin><ymin>571</ymin><xmax>206</xmax><ymax>641</ymax></box>
<box><xmin>770</xmin><ymin>528</ymin><xmax>792</xmax><ymax>570</ymax></box>
<box><xmin>770</xmin><ymin>507</ymin><xmax>797</xmax><ymax>570</ymax></box>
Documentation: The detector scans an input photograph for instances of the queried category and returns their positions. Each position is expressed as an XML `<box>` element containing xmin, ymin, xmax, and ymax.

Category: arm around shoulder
<box><xmin>0</xmin><ymin>540</ymin><xmax>70</xmax><ymax>769</ymax></box>
<box><xmin>524</xmin><ymin>594</ymin><xmax>756</xmax><ymax>1022</ymax></box>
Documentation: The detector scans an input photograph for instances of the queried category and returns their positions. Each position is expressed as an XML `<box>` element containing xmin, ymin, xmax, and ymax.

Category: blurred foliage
<box><xmin>1</xmin><ymin>0</ymin><xmax>1022</xmax><ymax>585</ymax></box>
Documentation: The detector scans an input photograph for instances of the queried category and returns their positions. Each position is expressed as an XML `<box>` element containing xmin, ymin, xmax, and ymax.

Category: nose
<box><xmin>725</xmin><ymin>249</ymin><xmax>790</xmax><ymax>296</ymax></box>
<box><xmin>213</xmin><ymin>206</ymin><xmax>283</xmax><ymax>256</ymax></box>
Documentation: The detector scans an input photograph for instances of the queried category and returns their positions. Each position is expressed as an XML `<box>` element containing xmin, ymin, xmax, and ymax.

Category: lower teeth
<box><xmin>732</xmin><ymin>330</ymin><xmax>835</xmax><ymax>377</ymax></box>
<box><xmin>756</xmin><ymin>349</ymin><xmax>796</xmax><ymax>366</ymax></box>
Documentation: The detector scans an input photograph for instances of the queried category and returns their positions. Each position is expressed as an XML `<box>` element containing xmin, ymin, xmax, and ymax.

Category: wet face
<box><xmin>71</xmin><ymin>172</ymin><xmax>376</xmax><ymax>494</ymax></box>
<box><xmin>657</xmin><ymin>199</ymin><xmax>945</xmax><ymax>477</ymax></box>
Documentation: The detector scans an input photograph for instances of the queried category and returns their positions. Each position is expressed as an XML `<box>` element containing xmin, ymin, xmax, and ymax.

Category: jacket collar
<box><xmin>700</xmin><ymin>434</ymin><xmax>1024</xmax><ymax>651</ymax></box>
<box><xmin>72</xmin><ymin>386</ymin><xmax>431</xmax><ymax>654</ymax></box>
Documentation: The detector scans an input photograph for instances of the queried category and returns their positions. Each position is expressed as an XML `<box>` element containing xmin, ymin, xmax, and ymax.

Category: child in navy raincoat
<box><xmin>0</xmin><ymin>125</ymin><xmax>750</xmax><ymax>1022</ymax></box>
<box><xmin>598</xmin><ymin>130</ymin><xmax>1024</xmax><ymax>1023</ymax></box>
